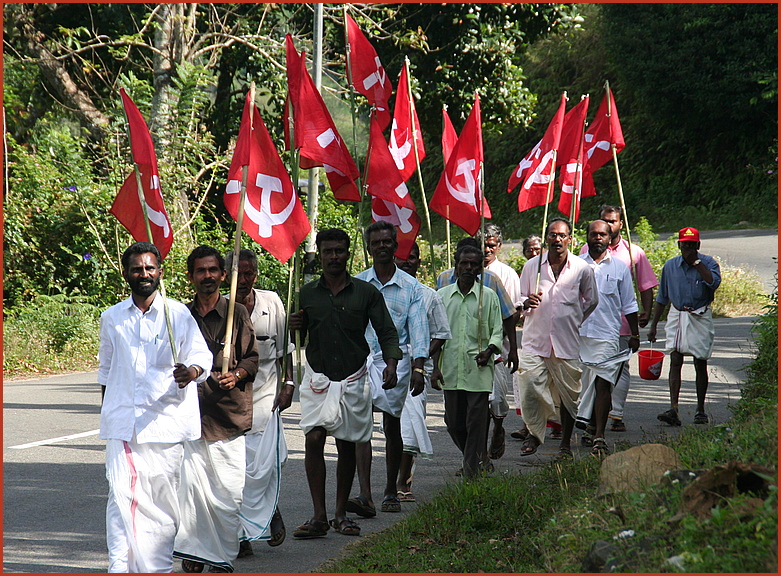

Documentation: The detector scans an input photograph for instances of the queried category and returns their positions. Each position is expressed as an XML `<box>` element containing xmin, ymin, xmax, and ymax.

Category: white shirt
<box><xmin>486</xmin><ymin>258</ymin><xmax>522</xmax><ymax>309</ymax></box>
<box><xmin>98</xmin><ymin>293</ymin><xmax>212</xmax><ymax>443</ymax></box>
<box><xmin>418</xmin><ymin>283</ymin><xmax>452</xmax><ymax>373</ymax></box>
<box><xmin>579</xmin><ymin>251</ymin><xmax>638</xmax><ymax>342</ymax></box>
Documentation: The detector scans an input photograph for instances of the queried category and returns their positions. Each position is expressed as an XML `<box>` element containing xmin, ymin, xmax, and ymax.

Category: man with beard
<box><xmin>393</xmin><ymin>242</ymin><xmax>451</xmax><ymax>501</ymax></box>
<box><xmin>579</xmin><ymin>205</ymin><xmax>657</xmax><ymax>436</ymax></box>
<box><xmin>225</xmin><ymin>249</ymin><xmax>293</xmax><ymax>556</ymax></box>
<box><xmin>432</xmin><ymin>245</ymin><xmax>503</xmax><ymax>478</ymax></box>
<box><xmin>174</xmin><ymin>245</ymin><xmax>259</xmax><ymax>573</ymax></box>
<box><xmin>575</xmin><ymin>221</ymin><xmax>640</xmax><ymax>458</ymax></box>
<box><xmin>290</xmin><ymin>228</ymin><xmax>400</xmax><ymax>538</ymax></box>
<box><xmin>349</xmin><ymin>221</ymin><xmax>429</xmax><ymax>516</ymax></box>
<box><xmin>99</xmin><ymin>242</ymin><xmax>212</xmax><ymax>573</ymax></box>
<box><xmin>516</xmin><ymin>218</ymin><xmax>598</xmax><ymax>457</ymax></box>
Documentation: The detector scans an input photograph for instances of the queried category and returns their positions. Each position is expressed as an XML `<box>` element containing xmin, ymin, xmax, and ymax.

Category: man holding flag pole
<box><xmin>101</xmin><ymin>87</ymin><xmax>213</xmax><ymax>572</ymax></box>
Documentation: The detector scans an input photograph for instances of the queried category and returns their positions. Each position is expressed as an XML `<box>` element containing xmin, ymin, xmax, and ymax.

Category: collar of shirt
<box><xmin>362</xmin><ymin>264</ymin><xmax>406</xmax><ymax>288</ymax></box>
<box><xmin>123</xmin><ymin>292</ymin><xmax>163</xmax><ymax>317</ymax></box>
<box><xmin>316</xmin><ymin>273</ymin><xmax>355</xmax><ymax>292</ymax></box>
<box><xmin>188</xmin><ymin>293</ymin><xmax>228</xmax><ymax>320</ymax></box>
<box><xmin>582</xmin><ymin>250</ymin><xmax>614</xmax><ymax>266</ymax></box>
<box><xmin>543</xmin><ymin>250</ymin><xmax>576</xmax><ymax>271</ymax></box>
<box><xmin>447</xmin><ymin>279</ymin><xmax>482</xmax><ymax>300</ymax></box>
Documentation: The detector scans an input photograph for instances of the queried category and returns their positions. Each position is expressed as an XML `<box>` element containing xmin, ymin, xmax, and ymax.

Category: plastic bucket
<box><xmin>638</xmin><ymin>349</ymin><xmax>665</xmax><ymax>380</ymax></box>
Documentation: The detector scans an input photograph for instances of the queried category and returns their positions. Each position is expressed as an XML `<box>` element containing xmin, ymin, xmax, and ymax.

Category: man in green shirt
<box><xmin>289</xmin><ymin>228</ymin><xmax>401</xmax><ymax>538</ymax></box>
<box><xmin>433</xmin><ymin>245</ymin><xmax>504</xmax><ymax>478</ymax></box>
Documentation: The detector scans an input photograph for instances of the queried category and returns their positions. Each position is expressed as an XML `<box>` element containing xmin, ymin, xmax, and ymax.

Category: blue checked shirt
<box><xmin>357</xmin><ymin>266</ymin><xmax>430</xmax><ymax>360</ymax></box>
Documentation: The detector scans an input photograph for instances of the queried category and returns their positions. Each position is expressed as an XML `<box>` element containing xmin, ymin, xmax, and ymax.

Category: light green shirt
<box><xmin>438</xmin><ymin>281</ymin><xmax>503</xmax><ymax>393</ymax></box>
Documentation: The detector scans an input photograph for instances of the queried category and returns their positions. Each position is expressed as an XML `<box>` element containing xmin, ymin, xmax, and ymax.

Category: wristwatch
<box><xmin>692</xmin><ymin>258</ymin><xmax>701</xmax><ymax>266</ymax></box>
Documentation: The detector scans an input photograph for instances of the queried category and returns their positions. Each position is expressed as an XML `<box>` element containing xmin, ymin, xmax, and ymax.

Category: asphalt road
<box><xmin>2</xmin><ymin>315</ymin><xmax>758</xmax><ymax>573</ymax></box>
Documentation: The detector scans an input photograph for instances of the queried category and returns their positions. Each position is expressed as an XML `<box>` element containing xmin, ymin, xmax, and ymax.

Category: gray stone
<box><xmin>581</xmin><ymin>540</ymin><xmax>622</xmax><ymax>573</ymax></box>
<box><xmin>597</xmin><ymin>443</ymin><xmax>682</xmax><ymax>496</ymax></box>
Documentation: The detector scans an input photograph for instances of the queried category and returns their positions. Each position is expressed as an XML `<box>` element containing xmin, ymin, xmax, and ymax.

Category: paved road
<box><xmin>3</xmin><ymin>316</ymin><xmax>757</xmax><ymax>573</ymax></box>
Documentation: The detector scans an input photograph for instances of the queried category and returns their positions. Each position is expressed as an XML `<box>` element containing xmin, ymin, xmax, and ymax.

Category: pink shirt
<box><xmin>579</xmin><ymin>239</ymin><xmax>658</xmax><ymax>335</ymax></box>
<box><xmin>519</xmin><ymin>251</ymin><xmax>598</xmax><ymax>360</ymax></box>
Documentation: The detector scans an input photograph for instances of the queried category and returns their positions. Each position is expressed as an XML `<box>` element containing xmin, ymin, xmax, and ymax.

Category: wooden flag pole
<box><xmin>536</xmin><ymin>148</ymin><xmax>558</xmax><ymax>294</ymax></box>
<box><xmin>477</xmin><ymin>159</ymin><xmax>485</xmax><ymax>351</ymax></box>
<box><xmin>442</xmin><ymin>105</ymin><xmax>452</xmax><ymax>270</ymax></box>
<box><xmin>405</xmin><ymin>57</ymin><xmax>437</xmax><ymax>280</ymax></box>
<box><xmin>343</xmin><ymin>6</ymin><xmax>369</xmax><ymax>268</ymax></box>
<box><xmin>605</xmin><ymin>81</ymin><xmax>636</xmax><ymax>284</ymax></box>
<box><xmin>222</xmin><ymin>83</ymin><xmax>256</xmax><ymax>374</ymax></box>
<box><xmin>569</xmin><ymin>94</ymin><xmax>589</xmax><ymax>224</ymax></box>
<box><xmin>287</xmin><ymin>146</ymin><xmax>304</xmax><ymax>388</ymax></box>
<box><xmin>122</xmin><ymin>100</ymin><xmax>178</xmax><ymax>365</ymax></box>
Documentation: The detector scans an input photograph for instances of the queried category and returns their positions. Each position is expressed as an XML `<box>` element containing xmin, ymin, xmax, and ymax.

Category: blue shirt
<box><xmin>436</xmin><ymin>268</ymin><xmax>516</xmax><ymax>320</ymax></box>
<box><xmin>357</xmin><ymin>265</ymin><xmax>430</xmax><ymax>360</ymax></box>
<box><xmin>656</xmin><ymin>254</ymin><xmax>721</xmax><ymax>310</ymax></box>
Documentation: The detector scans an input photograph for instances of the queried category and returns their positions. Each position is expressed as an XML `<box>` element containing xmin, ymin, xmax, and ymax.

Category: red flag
<box><xmin>584</xmin><ymin>88</ymin><xmax>625</xmax><ymax>172</ymax></box>
<box><xmin>285</xmin><ymin>34</ymin><xmax>361</xmax><ymax>202</ymax></box>
<box><xmin>224</xmin><ymin>91</ymin><xmax>311</xmax><ymax>264</ymax></box>
<box><xmin>507</xmin><ymin>93</ymin><xmax>567</xmax><ymax>212</ymax></box>
<box><xmin>430</xmin><ymin>94</ymin><xmax>490</xmax><ymax>236</ymax></box>
<box><xmin>346</xmin><ymin>13</ymin><xmax>392</xmax><ymax>130</ymax></box>
<box><xmin>557</xmin><ymin>96</ymin><xmax>590</xmax><ymax>221</ymax></box>
<box><xmin>389</xmin><ymin>61</ymin><xmax>425</xmax><ymax>182</ymax></box>
<box><xmin>111</xmin><ymin>88</ymin><xmax>173</xmax><ymax>258</ymax></box>
<box><xmin>365</xmin><ymin>116</ymin><xmax>415</xmax><ymax>210</ymax></box>
<box><xmin>371</xmin><ymin>197</ymin><xmax>421</xmax><ymax>260</ymax></box>
<box><xmin>441</xmin><ymin>106</ymin><xmax>458</xmax><ymax>165</ymax></box>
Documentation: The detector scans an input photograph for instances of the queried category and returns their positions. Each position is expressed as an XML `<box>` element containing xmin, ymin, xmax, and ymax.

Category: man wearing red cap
<box><xmin>647</xmin><ymin>227</ymin><xmax>721</xmax><ymax>426</ymax></box>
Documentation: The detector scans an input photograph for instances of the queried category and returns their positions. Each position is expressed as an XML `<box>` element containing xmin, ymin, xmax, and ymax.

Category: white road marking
<box><xmin>9</xmin><ymin>429</ymin><xmax>101</xmax><ymax>449</ymax></box>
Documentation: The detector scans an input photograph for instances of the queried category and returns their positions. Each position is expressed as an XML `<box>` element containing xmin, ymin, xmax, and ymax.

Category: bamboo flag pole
<box><xmin>569</xmin><ymin>95</ymin><xmax>589</xmax><ymax>224</ymax></box>
<box><xmin>286</xmin><ymin>88</ymin><xmax>304</xmax><ymax>388</ymax></box>
<box><xmin>130</xmin><ymin>164</ymin><xmax>177</xmax><ymax>364</ymax></box>
<box><xmin>442</xmin><ymin>105</ymin><xmax>452</xmax><ymax>269</ymax></box>
<box><xmin>222</xmin><ymin>83</ymin><xmax>256</xmax><ymax>374</ymax></box>
<box><xmin>343</xmin><ymin>6</ymin><xmax>369</xmax><ymax>268</ymax></box>
<box><xmin>122</xmin><ymin>98</ymin><xmax>178</xmax><ymax>364</ymax></box>
<box><xmin>477</xmin><ymin>158</ymin><xmax>485</xmax><ymax>351</ymax></box>
<box><xmin>605</xmin><ymin>80</ymin><xmax>636</xmax><ymax>285</ymax></box>
<box><xmin>404</xmin><ymin>57</ymin><xmax>436</xmax><ymax>280</ymax></box>
<box><xmin>536</xmin><ymin>148</ymin><xmax>558</xmax><ymax>294</ymax></box>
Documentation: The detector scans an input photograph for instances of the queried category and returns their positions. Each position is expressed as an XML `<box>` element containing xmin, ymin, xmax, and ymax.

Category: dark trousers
<box><xmin>443</xmin><ymin>389</ymin><xmax>489</xmax><ymax>478</ymax></box>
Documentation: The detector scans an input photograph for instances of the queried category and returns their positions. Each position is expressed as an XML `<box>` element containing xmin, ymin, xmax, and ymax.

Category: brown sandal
<box><xmin>520</xmin><ymin>436</ymin><xmax>540</xmax><ymax>456</ymax></box>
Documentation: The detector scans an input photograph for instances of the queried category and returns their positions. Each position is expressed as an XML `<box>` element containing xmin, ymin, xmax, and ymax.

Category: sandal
<box><xmin>555</xmin><ymin>447</ymin><xmax>574</xmax><ymax>461</ymax></box>
<box><xmin>346</xmin><ymin>494</ymin><xmax>377</xmax><ymax>518</ymax></box>
<box><xmin>488</xmin><ymin>426</ymin><xmax>506</xmax><ymax>459</ymax></box>
<box><xmin>182</xmin><ymin>559</ymin><xmax>205</xmax><ymax>573</ymax></box>
<box><xmin>397</xmin><ymin>491</ymin><xmax>415</xmax><ymax>502</ymax></box>
<box><xmin>380</xmin><ymin>494</ymin><xmax>401</xmax><ymax>513</ymax></box>
<box><xmin>590</xmin><ymin>437</ymin><xmax>610</xmax><ymax>458</ymax></box>
<box><xmin>510</xmin><ymin>428</ymin><xmax>529</xmax><ymax>440</ymax></box>
<box><xmin>610</xmin><ymin>419</ymin><xmax>627</xmax><ymax>432</ymax></box>
<box><xmin>694</xmin><ymin>411</ymin><xmax>709</xmax><ymax>425</ymax></box>
<box><xmin>237</xmin><ymin>540</ymin><xmax>253</xmax><ymax>558</ymax></box>
<box><xmin>657</xmin><ymin>408</ymin><xmax>681</xmax><ymax>426</ymax></box>
<box><xmin>550</xmin><ymin>429</ymin><xmax>563</xmax><ymax>440</ymax></box>
<box><xmin>292</xmin><ymin>518</ymin><xmax>330</xmax><ymax>539</ymax></box>
<box><xmin>520</xmin><ymin>436</ymin><xmax>540</xmax><ymax>456</ymax></box>
<box><xmin>329</xmin><ymin>516</ymin><xmax>361</xmax><ymax>536</ymax></box>
<box><xmin>267</xmin><ymin>507</ymin><xmax>286</xmax><ymax>547</ymax></box>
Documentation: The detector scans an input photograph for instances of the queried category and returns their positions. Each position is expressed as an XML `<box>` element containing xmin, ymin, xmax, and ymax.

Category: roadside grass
<box><xmin>321</xmin><ymin>294</ymin><xmax>778</xmax><ymax>573</ymax></box>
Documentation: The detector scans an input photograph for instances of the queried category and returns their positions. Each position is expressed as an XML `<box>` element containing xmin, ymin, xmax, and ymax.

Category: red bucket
<box><xmin>638</xmin><ymin>349</ymin><xmax>665</xmax><ymax>380</ymax></box>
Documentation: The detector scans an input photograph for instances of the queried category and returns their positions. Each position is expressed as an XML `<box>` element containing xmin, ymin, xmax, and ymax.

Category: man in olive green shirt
<box><xmin>289</xmin><ymin>228</ymin><xmax>401</xmax><ymax>538</ymax></box>
<box><xmin>433</xmin><ymin>245</ymin><xmax>503</xmax><ymax>478</ymax></box>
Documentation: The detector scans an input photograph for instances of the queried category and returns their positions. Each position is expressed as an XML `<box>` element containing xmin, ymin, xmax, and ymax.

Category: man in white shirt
<box><xmin>577</xmin><ymin>221</ymin><xmax>640</xmax><ymax>458</ymax></box>
<box><xmin>476</xmin><ymin>224</ymin><xmax>520</xmax><ymax>462</ymax></box>
<box><xmin>99</xmin><ymin>242</ymin><xmax>211</xmax><ymax>573</ymax></box>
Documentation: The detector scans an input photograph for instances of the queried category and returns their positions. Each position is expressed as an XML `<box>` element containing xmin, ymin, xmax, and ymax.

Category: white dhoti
<box><xmin>665</xmin><ymin>305</ymin><xmax>715</xmax><ymax>360</ymax></box>
<box><xmin>400</xmin><ymin>382</ymin><xmax>433</xmax><ymax>459</ymax></box>
<box><xmin>516</xmin><ymin>351</ymin><xmax>582</xmax><ymax>445</ymax></box>
<box><xmin>173</xmin><ymin>436</ymin><xmax>246</xmax><ymax>572</ymax></box>
<box><xmin>105</xmin><ymin>438</ymin><xmax>183</xmax><ymax>573</ymax></box>
<box><xmin>489</xmin><ymin>360</ymin><xmax>511</xmax><ymax>419</ymax></box>
<box><xmin>575</xmin><ymin>337</ymin><xmax>632</xmax><ymax>430</ymax></box>
<box><xmin>239</xmin><ymin>409</ymin><xmax>288</xmax><ymax>541</ymax></box>
<box><xmin>367</xmin><ymin>351</ymin><xmax>411</xmax><ymax>419</ymax></box>
<box><xmin>299</xmin><ymin>362</ymin><xmax>372</xmax><ymax>443</ymax></box>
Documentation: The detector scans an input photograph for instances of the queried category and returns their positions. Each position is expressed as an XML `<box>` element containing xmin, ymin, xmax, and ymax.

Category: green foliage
<box><xmin>4</xmin><ymin>294</ymin><xmax>102</xmax><ymax>375</ymax></box>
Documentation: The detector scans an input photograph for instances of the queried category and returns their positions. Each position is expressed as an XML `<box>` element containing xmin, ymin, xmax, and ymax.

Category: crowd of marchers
<box><xmin>97</xmin><ymin>204</ymin><xmax>720</xmax><ymax>572</ymax></box>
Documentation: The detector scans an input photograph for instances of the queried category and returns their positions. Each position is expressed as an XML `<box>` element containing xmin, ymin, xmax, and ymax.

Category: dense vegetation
<box><xmin>3</xmin><ymin>3</ymin><xmax>776</xmax><ymax>313</ymax></box>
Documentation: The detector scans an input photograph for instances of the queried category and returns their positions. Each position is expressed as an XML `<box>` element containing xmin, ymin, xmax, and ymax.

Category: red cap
<box><xmin>678</xmin><ymin>227</ymin><xmax>700</xmax><ymax>242</ymax></box>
